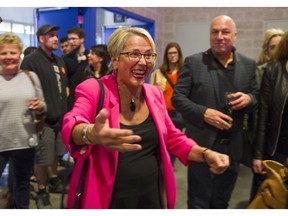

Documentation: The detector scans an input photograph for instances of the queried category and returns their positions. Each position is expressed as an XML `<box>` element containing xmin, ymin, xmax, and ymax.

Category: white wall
<box><xmin>264</xmin><ymin>20</ymin><xmax>288</xmax><ymax>32</ymax></box>
<box><xmin>0</xmin><ymin>7</ymin><xmax>34</xmax><ymax>24</ymax></box>
<box><xmin>175</xmin><ymin>22</ymin><xmax>210</xmax><ymax>58</ymax></box>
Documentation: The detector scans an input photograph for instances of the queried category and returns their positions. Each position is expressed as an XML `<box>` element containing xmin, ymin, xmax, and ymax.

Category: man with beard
<box><xmin>21</xmin><ymin>24</ymin><xmax>68</xmax><ymax>208</ymax></box>
<box><xmin>62</xmin><ymin>26</ymin><xmax>89</xmax><ymax>110</ymax></box>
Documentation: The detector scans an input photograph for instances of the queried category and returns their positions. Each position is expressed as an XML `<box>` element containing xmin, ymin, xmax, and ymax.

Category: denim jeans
<box><xmin>0</xmin><ymin>148</ymin><xmax>35</xmax><ymax>208</ymax></box>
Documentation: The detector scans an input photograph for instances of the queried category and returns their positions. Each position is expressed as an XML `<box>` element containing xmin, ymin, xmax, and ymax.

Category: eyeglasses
<box><xmin>68</xmin><ymin>37</ymin><xmax>80</xmax><ymax>41</ymax></box>
<box><xmin>120</xmin><ymin>52</ymin><xmax>157</xmax><ymax>62</ymax></box>
<box><xmin>167</xmin><ymin>51</ymin><xmax>179</xmax><ymax>56</ymax></box>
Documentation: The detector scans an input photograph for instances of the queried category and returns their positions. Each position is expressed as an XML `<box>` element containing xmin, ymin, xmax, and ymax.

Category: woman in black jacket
<box><xmin>252</xmin><ymin>31</ymin><xmax>288</xmax><ymax>196</ymax></box>
<box><xmin>249</xmin><ymin>29</ymin><xmax>284</xmax><ymax>201</ymax></box>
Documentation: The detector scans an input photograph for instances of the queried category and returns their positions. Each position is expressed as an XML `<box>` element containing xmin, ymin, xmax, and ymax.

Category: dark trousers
<box><xmin>0</xmin><ymin>148</ymin><xmax>35</xmax><ymax>208</ymax></box>
<box><xmin>187</xmin><ymin>161</ymin><xmax>239</xmax><ymax>209</ymax></box>
<box><xmin>187</xmin><ymin>138</ymin><xmax>240</xmax><ymax>209</ymax></box>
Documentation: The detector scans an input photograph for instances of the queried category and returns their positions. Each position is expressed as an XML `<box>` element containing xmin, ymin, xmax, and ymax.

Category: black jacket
<box><xmin>255</xmin><ymin>60</ymin><xmax>288</xmax><ymax>159</ymax></box>
<box><xmin>62</xmin><ymin>49</ymin><xmax>89</xmax><ymax>85</ymax></box>
<box><xmin>20</xmin><ymin>48</ymin><xmax>67</xmax><ymax>125</ymax></box>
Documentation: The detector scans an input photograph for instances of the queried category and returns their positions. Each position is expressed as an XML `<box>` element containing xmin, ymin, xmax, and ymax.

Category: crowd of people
<box><xmin>0</xmin><ymin>14</ymin><xmax>287</xmax><ymax>209</ymax></box>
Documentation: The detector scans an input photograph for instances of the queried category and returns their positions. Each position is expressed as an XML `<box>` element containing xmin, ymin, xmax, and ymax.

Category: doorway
<box><xmin>35</xmin><ymin>7</ymin><xmax>155</xmax><ymax>56</ymax></box>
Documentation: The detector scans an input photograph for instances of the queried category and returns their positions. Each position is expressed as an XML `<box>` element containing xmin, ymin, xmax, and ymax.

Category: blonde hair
<box><xmin>107</xmin><ymin>27</ymin><xmax>157</xmax><ymax>68</ymax></box>
<box><xmin>257</xmin><ymin>28</ymin><xmax>284</xmax><ymax>65</ymax></box>
<box><xmin>0</xmin><ymin>33</ymin><xmax>23</xmax><ymax>53</ymax></box>
<box><xmin>273</xmin><ymin>31</ymin><xmax>288</xmax><ymax>61</ymax></box>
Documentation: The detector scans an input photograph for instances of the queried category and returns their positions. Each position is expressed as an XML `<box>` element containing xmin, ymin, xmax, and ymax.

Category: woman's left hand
<box><xmin>203</xmin><ymin>149</ymin><xmax>230</xmax><ymax>174</ymax></box>
<box><xmin>27</xmin><ymin>97</ymin><xmax>45</xmax><ymax>112</ymax></box>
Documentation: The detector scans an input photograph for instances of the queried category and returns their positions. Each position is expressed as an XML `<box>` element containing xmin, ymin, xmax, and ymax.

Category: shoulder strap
<box><xmin>73</xmin><ymin>157</ymin><xmax>89</xmax><ymax>209</ymax></box>
<box><xmin>73</xmin><ymin>78</ymin><xmax>105</xmax><ymax>209</ymax></box>
<box><xmin>96</xmin><ymin>79</ymin><xmax>104</xmax><ymax>114</ymax></box>
<box><xmin>23</xmin><ymin>70</ymin><xmax>35</xmax><ymax>86</ymax></box>
<box><xmin>160</xmin><ymin>70</ymin><xmax>175</xmax><ymax>88</ymax></box>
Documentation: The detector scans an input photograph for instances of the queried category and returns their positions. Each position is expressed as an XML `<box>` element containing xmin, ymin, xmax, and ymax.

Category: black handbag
<box><xmin>73</xmin><ymin>79</ymin><xmax>105</xmax><ymax>209</ymax></box>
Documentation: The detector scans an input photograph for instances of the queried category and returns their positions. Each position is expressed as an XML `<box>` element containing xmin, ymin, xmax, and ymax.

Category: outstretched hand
<box><xmin>203</xmin><ymin>150</ymin><xmax>230</xmax><ymax>174</ymax></box>
<box><xmin>88</xmin><ymin>108</ymin><xmax>142</xmax><ymax>152</ymax></box>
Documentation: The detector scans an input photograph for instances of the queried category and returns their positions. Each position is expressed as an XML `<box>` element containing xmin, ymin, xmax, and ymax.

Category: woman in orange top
<box><xmin>150</xmin><ymin>42</ymin><xmax>184</xmax><ymax>164</ymax></box>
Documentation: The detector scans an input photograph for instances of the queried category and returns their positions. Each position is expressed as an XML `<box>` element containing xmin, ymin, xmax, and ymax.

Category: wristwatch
<box><xmin>82</xmin><ymin>124</ymin><xmax>93</xmax><ymax>144</ymax></box>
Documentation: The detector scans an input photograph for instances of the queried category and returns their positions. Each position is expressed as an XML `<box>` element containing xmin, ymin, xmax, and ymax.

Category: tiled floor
<box><xmin>0</xmin><ymin>159</ymin><xmax>253</xmax><ymax>209</ymax></box>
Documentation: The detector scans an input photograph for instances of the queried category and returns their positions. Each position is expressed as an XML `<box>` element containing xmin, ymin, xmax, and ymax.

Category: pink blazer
<box><xmin>61</xmin><ymin>74</ymin><xmax>197</xmax><ymax>209</ymax></box>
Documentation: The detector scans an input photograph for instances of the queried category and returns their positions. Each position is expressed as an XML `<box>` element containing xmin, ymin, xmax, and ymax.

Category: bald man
<box><xmin>172</xmin><ymin>15</ymin><xmax>258</xmax><ymax>209</ymax></box>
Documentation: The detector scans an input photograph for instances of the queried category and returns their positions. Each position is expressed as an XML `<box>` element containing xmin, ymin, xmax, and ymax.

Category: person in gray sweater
<box><xmin>0</xmin><ymin>33</ymin><xmax>46</xmax><ymax>208</ymax></box>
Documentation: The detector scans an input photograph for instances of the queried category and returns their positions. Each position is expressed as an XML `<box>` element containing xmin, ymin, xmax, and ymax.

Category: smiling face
<box><xmin>88</xmin><ymin>50</ymin><xmax>103</xmax><ymax>68</ymax></box>
<box><xmin>210</xmin><ymin>15</ymin><xmax>237</xmax><ymax>57</ymax></box>
<box><xmin>113</xmin><ymin>35</ymin><xmax>154</xmax><ymax>89</ymax></box>
<box><xmin>0</xmin><ymin>44</ymin><xmax>21</xmax><ymax>74</ymax></box>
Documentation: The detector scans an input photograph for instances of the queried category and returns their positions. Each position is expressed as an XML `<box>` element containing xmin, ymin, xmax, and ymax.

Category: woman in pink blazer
<box><xmin>61</xmin><ymin>27</ymin><xmax>229</xmax><ymax>209</ymax></box>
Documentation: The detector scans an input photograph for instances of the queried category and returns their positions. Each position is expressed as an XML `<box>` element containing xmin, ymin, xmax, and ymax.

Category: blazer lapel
<box><xmin>204</xmin><ymin>50</ymin><xmax>222</xmax><ymax>104</ymax></box>
<box><xmin>143</xmin><ymin>84</ymin><xmax>158</xmax><ymax>118</ymax></box>
<box><xmin>143</xmin><ymin>84</ymin><xmax>165</xmax><ymax>131</ymax></box>
<box><xmin>233</xmin><ymin>53</ymin><xmax>242</xmax><ymax>91</ymax></box>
